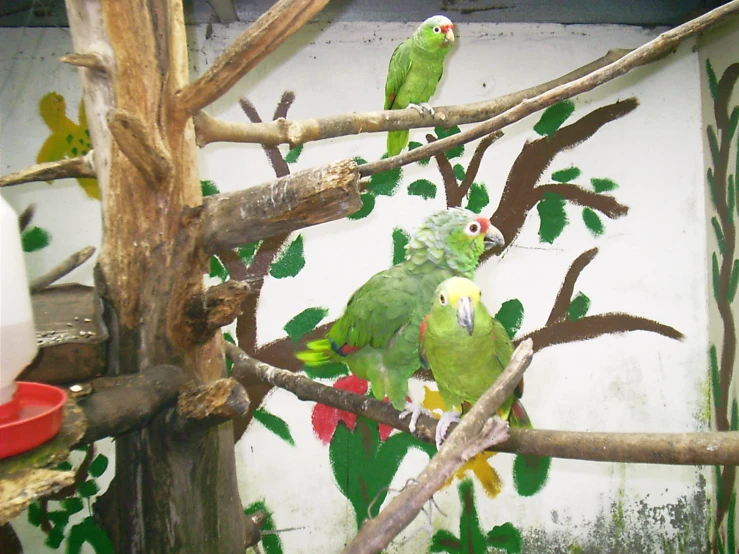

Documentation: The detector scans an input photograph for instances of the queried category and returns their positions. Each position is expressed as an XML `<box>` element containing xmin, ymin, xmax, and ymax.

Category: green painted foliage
<box><xmin>712</xmin><ymin>217</ymin><xmax>726</xmax><ymax>256</ymax></box>
<box><xmin>22</xmin><ymin>226</ymin><xmax>51</xmax><ymax>252</ymax></box>
<box><xmin>567</xmin><ymin>292</ymin><xmax>590</xmax><ymax>321</ymax></box>
<box><xmin>284</xmin><ymin>143</ymin><xmax>303</xmax><ymax>164</ymax></box>
<box><xmin>729</xmin><ymin>260</ymin><xmax>739</xmax><ymax>303</ymax></box>
<box><xmin>712</xmin><ymin>253</ymin><xmax>721</xmax><ymax>303</ymax></box>
<box><xmin>537</xmin><ymin>192</ymin><xmax>568</xmax><ymax>244</ymax></box>
<box><xmin>368</xmin><ymin>167</ymin><xmax>402</xmax><ymax>196</ymax></box>
<box><xmin>706</xmin><ymin>59</ymin><xmax>719</xmax><ymax>102</ymax></box>
<box><xmin>534</xmin><ymin>100</ymin><xmax>575</xmax><ymax>137</ymax></box>
<box><xmin>238</xmin><ymin>241</ymin><xmax>261</xmax><ymax>266</ymax></box>
<box><xmin>708</xmin><ymin>168</ymin><xmax>719</xmax><ymax>210</ymax></box>
<box><xmin>732</xmin><ymin>399</ymin><xmax>738</xmax><ymax>431</ymax></box>
<box><xmin>710</xmin><ymin>345</ymin><xmax>721</xmax><ymax>414</ymax></box>
<box><xmin>200</xmin><ymin>179</ymin><xmax>219</xmax><ymax>196</ymax></box>
<box><xmin>209</xmin><ymin>255</ymin><xmax>229</xmax><ymax>282</ymax></box>
<box><xmin>730</xmin><ymin>175</ymin><xmax>737</xmax><ymax>217</ymax></box>
<box><xmin>430</xmin><ymin>479</ymin><xmax>486</xmax><ymax>553</ymax></box>
<box><xmin>284</xmin><ymin>307</ymin><xmax>328</xmax><ymax>344</ymax></box>
<box><xmin>270</xmin><ymin>235</ymin><xmax>305</xmax><ymax>278</ymax></box>
<box><xmin>67</xmin><ymin>517</ymin><xmax>114</xmax><ymax>554</ymax></box>
<box><xmin>77</xmin><ymin>479</ymin><xmax>98</xmax><ymax>498</ymax></box>
<box><xmin>434</xmin><ymin>125</ymin><xmax>464</xmax><ymax>159</ymax></box>
<box><xmin>488</xmin><ymin>522</ymin><xmax>523</xmax><ymax>553</ymax></box>
<box><xmin>708</xmin><ymin>125</ymin><xmax>720</xmax><ymax>168</ymax></box>
<box><xmin>465</xmin><ymin>183</ymin><xmax>490</xmax><ymax>214</ymax></box>
<box><xmin>552</xmin><ymin>167</ymin><xmax>581</xmax><ymax>183</ymax></box>
<box><xmin>495</xmin><ymin>299</ymin><xmax>524</xmax><ymax>339</ymax></box>
<box><xmin>88</xmin><ymin>454</ymin><xmax>108</xmax><ymax>478</ymax></box>
<box><xmin>254</xmin><ymin>408</ymin><xmax>295</xmax><ymax>446</ymax></box>
<box><xmin>62</xmin><ymin>497</ymin><xmax>84</xmax><ymax>515</ymax></box>
<box><xmin>728</xmin><ymin>107</ymin><xmax>739</xmax><ymax>144</ymax></box>
<box><xmin>513</xmin><ymin>454</ymin><xmax>552</xmax><ymax>497</ymax></box>
<box><xmin>353</xmin><ymin>156</ymin><xmax>368</xmax><ymax>166</ymax></box>
<box><xmin>245</xmin><ymin>501</ymin><xmax>283</xmax><ymax>554</ymax></box>
<box><xmin>408</xmin><ymin>141</ymin><xmax>430</xmax><ymax>165</ymax></box>
<box><xmin>582</xmin><ymin>208</ymin><xmax>604</xmax><ymax>237</ymax></box>
<box><xmin>453</xmin><ymin>163</ymin><xmax>465</xmax><ymax>181</ymax></box>
<box><xmin>407</xmin><ymin>178</ymin><xmax>437</xmax><ymax>200</ymax></box>
<box><xmin>591</xmin><ymin>177</ymin><xmax>618</xmax><ymax>193</ymax></box>
<box><xmin>348</xmin><ymin>192</ymin><xmax>376</xmax><ymax>220</ymax></box>
<box><xmin>392</xmin><ymin>227</ymin><xmax>410</xmax><ymax>265</ymax></box>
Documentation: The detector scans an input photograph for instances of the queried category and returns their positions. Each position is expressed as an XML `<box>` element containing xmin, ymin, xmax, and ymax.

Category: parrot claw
<box><xmin>407</xmin><ymin>102</ymin><xmax>435</xmax><ymax>116</ymax></box>
<box><xmin>481</xmin><ymin>415</ymin><xmax>510</xmax><ymax>448</ymax></box>
<box><xmin>399</xmin><ymin>402</ymin><xmax>432</xmax><ymax>435</ymax></box>
<box><xmin>436</xmin><ymin>411</ymin><xmax>462</xmax><ymax>449</ymax></box>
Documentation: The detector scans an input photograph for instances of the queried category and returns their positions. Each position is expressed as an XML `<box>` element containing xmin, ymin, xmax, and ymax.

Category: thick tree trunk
<box><xmin>65</xmin><ymin>0</ymin><xmax>246</xmax><ymax>551</ymax></box>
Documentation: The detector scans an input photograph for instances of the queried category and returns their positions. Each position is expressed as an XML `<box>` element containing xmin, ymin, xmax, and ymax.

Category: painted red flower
<box><xmin>311</xmin><ymin>375</ymin><xmax>394</xmax><ymax>444</ymax></box>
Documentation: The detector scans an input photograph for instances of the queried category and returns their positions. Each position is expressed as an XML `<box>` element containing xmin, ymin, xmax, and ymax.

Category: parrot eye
<box><xmin>433</xmin><ymin>26</ymin><xmax>441</xmax><ymax>33</ymax></box>
<box><xmin>464</xmin><ymin>222</ymin><xmax>480</xmax><ymax>236</ymax></box>
<box><xmin>439</xmin><ymin>293</ymin><xmax>448</xmax><ymax>306</ymax></box>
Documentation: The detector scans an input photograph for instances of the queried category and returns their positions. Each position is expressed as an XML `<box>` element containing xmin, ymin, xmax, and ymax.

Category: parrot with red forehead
<box><xmin>384</xmin><ymin>15</ymin><xmax>455</xmax><ymax>156</ymax></box>
<box><xmin>297</xmin><ymin>208</ymin><xmax>504</xmax><ymax>411</ymax></box>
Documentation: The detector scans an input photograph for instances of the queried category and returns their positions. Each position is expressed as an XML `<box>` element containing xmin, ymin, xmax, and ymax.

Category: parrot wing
<box><xmin>384</xmin><ymin>41</ymin><xmax>412</xmax><ymax>110</ymax></box>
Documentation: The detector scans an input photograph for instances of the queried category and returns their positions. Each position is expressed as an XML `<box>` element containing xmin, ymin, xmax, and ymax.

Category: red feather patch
<box><xmin>419</xmin><ymin>315</ymin><xmax>429</xmax><ymax>341</ymax></box>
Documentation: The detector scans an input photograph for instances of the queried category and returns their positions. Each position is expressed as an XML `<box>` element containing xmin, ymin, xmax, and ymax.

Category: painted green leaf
<box><xmin>353</xmin><ymin>156</ymin><xmax>368</xmax><ymax>166</ymax></box>
<box><xmin>728</xmin><ymin>491</ymin><xmax>737</xmax><ymax>554</ymax></box>
<box><xmin>28</xmin><ymin>502</ymin><xmax>43</xmax><ymax>526</ymax></box>
<box><xmin>21</xmin><ymin>226</ymin><xmax>51</xmax><ymax>252</ymax></box>
<box><xmin>46</xmin><ymin>525</ymin><xmax>65</xmax><ymax>549</ymax></box>
<box><xmin>368</xmin><ymin>167</ymin><xmax>402</xmax><ymax>196</ymax></box>
<box><xmin>728</xmin><ymin>182</ymin><xmax>736</xmax><ymax>222</ymax></box>
<box><xmin>728</xmin><ymin>106</ymin><xmax>739</xmax><ymax>144</ymax></box>
<box><xmin>465</xmin><ymin>183</ymin><xmax>490</xmax><ymax>214</ymax></box>
<box><xmin>708</xmin><ymin>125</ymin><xmax>720</xmax><ymax>167</ymax></box>
<box><xmin>552</xmin><ymin>167</ymin><xmax>581</xmax><ymax>183</ymax></box>
<box><xmin>200</xmin><ymin>179</ymin><xmax>219</xmax><ymax>196</ymax></box>
<box><xmin>56</xmin><ymin>460</ymin><xmax>73</xmax><ymax>471</ymax></box>
<box><xmin>453</xmin><ymin>163</ymin><xmax>466</xmax><ymax>181</ymax></box>
<box><xmin>729</xmin><ymin>260</ymin><xmax>739</xmax><ymax>303</ymax></box>
<box><xmin>706</xmin><ymin>59</ymin><xmax>719</xmax><ymax>102</ymax></box>
<box><xmin>237</xmin><ymin>241</ymin><xmax>261</xmax><ymax>266</ymax></box>
<box><xmin>270</xmin><ymin>235</ymin><xmax>305</xmax><ymax>279</ymax></box>
<box><xmin>732</xmin><ymin>399</ymin><xmax>738</xmax><ymax>432</ymax></box>
<box><xmin>591</xmin><ymin>177</ymin><xmax>618</xmax><ymax>193</ymax></box>
<box><xmin>77</xmin><ymin>479</ymin><xmax>99</xmax><ymax>498</ymax></box>
<box><xmin>707</xmin><ymin>169</ymin><xmax>719</xmax><ymax>210</ymax></box>
<box><xmin>710</xmin><ymin>345</ymin><xmax>721</xmax><ymax>413</ymax></box>
<box><xmin>408</xmin><ymin>141</ymin><xmax>430</xmax><ymax>165</ymax></box>
<box><xmin>47</xmin><ymin>509</ymin><xmax>69</xmax><ymax>527</ymax></box>
<box><xmin>455</xmin><ymin>479</ymin><xmax>488</xmax><ymax>552</ymax></box>
<box><xmin>430</xmin><ymin>529</ymin><xmax>461</xmax><ymax>552</ymax></box>
<box><xmin>88</xmin><ymin>454</ymin><xmax>108</xmax><ymax>478</ymax></box>
<box><xmin>513</xmin><ymin>454</ymin><xmax>551</xmax><ymax>497</ymax></box>
<box><xmin>567</xmin><ymin>292</ymin><xmax>590</xmax><ymax>321</ymax></box>
<box><xmin>533</xmin><ymin>100</ymin><xmax>575</xmax><ymax>137</ymax></box>
<box><xmin>224</xmin><ymin>332</ymin><xmax>235</xmax><ymax>374</ymax></box>
<box><xmin>714</xmin><ymin>465</ymin><xmax>725</xmax><ymax>541</ymax></box>
<box><xmin>209</xmin><ymin>255</ymin><xmax>229</xmax><ymax>282</ymax></box>
<box><xmin>303</xmin><ymin>362</ymin><xmax>348</xmax><ymax>380</ymax></box>
<box><xmin>245</xmin><ymin>501</ymin><xmax>283</xmax><ymax>554</ymax></box>
<box><xmin>254</xmin><ymin>408</ymin><xmax>295</xmax><ymax>446</ymax></box>
<box><xmin>62</xmin><ymin>497</ymin><xmax>84</xmax><ymax>515</ymax></box>
<box><xmin>284</xmin><ymin>143</ymin><xmax>303</xmax><ymax>164</ymax></box>
<box><xmin>434</xmin><ymin>125</ymin><xmax>464</xmax><ymax>159</ymax></box>
<box><xmin>283</xmin><ymin>307</ymin><xmax>328</xmax><ymax>344</ymax></box>
<box><xmin>537</xmin><ymin>192</ymin><xmax>568</xmax><ymax>244</ymax></box>
<box><xmin>487</xmin><ymin>522</ymin><xmax>523</xmax><ymax>553</ymax></box>
<box><xmin>495</xmin><ymin>299</ymin><xmax>524</xmax><ymax>339</ymax></box>
<box><xmin>67</xmin><ymin>516</ymin><xmax>114</xmax><ymax>554</ymax></box>
<box><xmin>347</xmin><ymin>192</ymin><xmax>376</xmax><ymax>220</ymax></box>
<box><xmin>407</xmin><ymin>179</ymin><xmax>437</xmax><ymax>200</ymax></box>
<box><xmin>582</xmin><ymin>208</ymin><xmax>604</xmax><ymax>237</ymax></box>
<box><xmin>392</xmin><ymin>227</ymin><xmax>410</xmax><ymax>265</ymax></box>
<box><xmin>712</xmin><ymin>252</ymin><xmax>721</xmax><ymax>303</ymax></box>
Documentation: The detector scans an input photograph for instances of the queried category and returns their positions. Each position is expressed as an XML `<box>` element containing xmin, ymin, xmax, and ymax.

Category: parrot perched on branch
<box><xmin>297</xmin><ymin>208</ymin><xmax>504</xmax><ymax>412</ymax></box>
<box><xmin>384</xmin><ymin>15</ymin><xmax>455</xmax><ymax>157</ymax></box>
<box><xmin>419</xmin><ymin>276</ymin><xmax>531</xmax><ymax>448</ymax></box>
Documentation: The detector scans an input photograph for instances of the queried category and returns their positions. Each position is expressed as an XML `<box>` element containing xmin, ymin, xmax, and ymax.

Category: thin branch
<box><xmin>359</xmin><ymin>2</ymin><xmax>739</xmax><ymax>177</ymax></box>
<box><xmin>546</xmin><ymin>248</ymin><xmax>598</xmax><ymax>325</ymax></box>
<box><xmin>29</xmin><ymin>246</ymin><xmax>96</xmax><ymax>293</ymax></box>
<box><xmin>0</xmin><ymin>153</ymin><xmax>95</xmax><ymax>187</ymax></box>
<box><xmin>194</xmin><ymin>49</ymin><xmax>633</xmax><ymax>148</ymax></box>
<box><xmin>177</xmin><ymin>0</ymin><xmax>330</xmax><ymax>116</ymax></box>
<box><xmin>59</xmin><ymin>52</ymin><xmax>111</xmax><ymax>72</ymax></box>
<box><xmin>342</xmin><ymin>340</ymin><xmax>534</xmax><ymax>554</ymax></box>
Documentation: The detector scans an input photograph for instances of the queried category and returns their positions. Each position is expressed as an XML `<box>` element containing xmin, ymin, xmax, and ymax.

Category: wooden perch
<box><xmin>0</xmin><ymin>153</ymin><xmax>95</xmax><ymax>187</ymax></box>
<box><xmin>177</xmin><ymin>0</ymin><xmax>331</xmax><ymax>116</ymax></box>
<box><xmin>194</xmin><ymin>49</ymin><xmax>632</xmax><ymax>148</ymax></box>
<box><xmin>200</xmin><ymin>159</ymin><xmax>361</xmax><ymax>252</ymax></box>
<box><xmin>342</xmin><ymin>340</ymin><xmax>534</xmax><ymax>554</ymax></box>
<box><xmin>224</xmin><ymin>342</ymin><xmax>739</xmax><ymax>465</ymax></box>
<box><xmin>171</xmin><ymin>378</ymin><xmax>251</xmax><ymax>438</ymax></box>
<box><xmin>0</xmin><ymin>469</ymin><xmax>75</xmax><ymax>525</ymax></box>
<box><xmin>359</xmin><ymin>1</ymin><xmax>739</xmax><ymax>177</ymax></box>
<box><xmin>29</xmin><ymin>246</ymin><xmax>96</xmax><ymax>293</ymax></box>
<box><xmin>186</xmin><ymin>280</ymin><xmax>253</xmax><ymax>344</ymax></box>
<box><xmin>107</xmin><ymin>110</ymin><xmax>172</xmax><ymax>185</ymax></box>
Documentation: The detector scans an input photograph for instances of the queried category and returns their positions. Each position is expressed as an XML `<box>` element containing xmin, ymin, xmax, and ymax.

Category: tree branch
<box><xmin>458</xmin><ymin>131</ymin><xmax>503</xmax><ymax>200</ymax></box>
<box><xmin>107</xmin><ymin>110</ymin><xmax>172</xmax><ymax>185</ymax></box>
<box><xmin>185</xmin><ymin>280</ymin><xmax>252</xmax><ymax>344</ymax></box>
<box><xmin>546</xmin><ymin>248</ymin><xmax>598</xmax><ymax>325</ymax></box>
<box><xmin>194</xmin><ymin>49</ymin><xmax>633</xmax><ymax>148</ymax></box>
<box><xmin>170</xmin><ymin>378</ymin><xmax>251</xmax><ymax>439</ymax></box>
<box><xmin>200</xmin><ymin>159</ymin><xmax>361</xmax><ymax>253</ymax></box>
<box><xmin>0</xmin><ymin>154</ymin><xmax>95</xmax><ymax>187</ymax></box>
<box><xmin>342</xmin><ymin>340</ymin><xmax>534</xmax><ymax>554</ymax></box>
<box><xmin>177</xmin><ymin>0</ymin><xmax>330</xmax><ymax>116</ymax></box>
<box><xmin>533</xmin><ymin>183</ymin><xmax>629</xmax><ymax>218</ymax></box>
<box><xmin>359</xmin><ymin>2</ymin><xmax>739</xmax><ymax>177</ymax></box>
<box><xmin>29</xmin><ymin>246</ymin><xmax>97</xmax><ymax>293</ymax></box>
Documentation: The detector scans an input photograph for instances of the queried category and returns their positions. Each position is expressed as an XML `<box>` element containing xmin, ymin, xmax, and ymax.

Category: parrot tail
<box><xmin>386</xmin><ymin>129</ymin><xmax>409</xmax><ymax>157</ymax></box>
<box><xmin>508</xmin><ymin>399</ymin><xmax>533</xmax><ymax>429</ymax></box>
<box><xmin>295</xmin><ymin>338</ymin><xmax>333</xmax><ymax>367</ymax></box>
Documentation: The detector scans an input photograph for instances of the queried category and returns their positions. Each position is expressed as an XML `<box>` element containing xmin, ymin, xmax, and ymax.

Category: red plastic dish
<box><xmin>0</xmin><ymin>382</ymin><xmax>67</xmax><ymax>459</ymax></box>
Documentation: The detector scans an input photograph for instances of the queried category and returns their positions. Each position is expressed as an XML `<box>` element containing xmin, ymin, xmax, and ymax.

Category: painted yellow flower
<box><xmin>422</xmin><ymin>386</ymin><xmax>504</xmax><ymax>498</ymax></box>
<box><xmin>37</xmin><ymin>92</ymin><xmax>99</xmax><ymax>199</ymax></box>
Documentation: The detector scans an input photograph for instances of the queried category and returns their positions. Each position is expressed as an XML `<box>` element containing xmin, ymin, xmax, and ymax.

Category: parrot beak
<box><xmin>443</xmin><ymin>25</ymin><xmax>455</xmax><ymax>45</ymax></box>
<box><xmin>483</xmin><ymin>225</ymin><xmax>505</xmax><ymax>251</ymax></box>
<box><xmin>456</xmin><ymin>297</ymin><xmax>474</xmax><ymax>336</ymax></box>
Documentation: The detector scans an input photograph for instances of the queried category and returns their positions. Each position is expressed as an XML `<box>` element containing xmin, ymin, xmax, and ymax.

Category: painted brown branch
<box><xmin>107</xmin><ymin>110</ymin><xmax>172</xmax><ymax>185</ymax></box>
<box><xmin>225</xmin><ymin>342</ymin><xmax>739</xmax><ymax>466</ymax></box>
<box><xmin>29</xmin><ymin>246</ymin><xmax>96</xmax><ymax>293</ymax></box>
<box><xmin>534</xmin><ymin>183</ymin><xmax>629</xmax><ymax>218</ymax></box>
<box><xmin>194</xmin><ymin>49</ymin><xmax>633</xmax><ymax>148</ymax></box>
<box><xmin>76</xmin><ymin>365</ymin><xmax>189</xmax><ymax>444</ymax></box>
<box><xmin>240</xmin><ymin>95</ymin><xmax>292</xmax><ymax>178</ymax></box>
<box><xmin>186</xmin><ymin>280</ymin><xmax>252</xmax><ymax>344</ymax></box>
<box><xmin>360</xmin><ymin>2</ymin><xmax>739</xmax><ymax>177</ymax></box>
<box><xmin>60</xmin><ymin>52</ymin><xmax>110</xmax><ymax>72</ymax></box>
<box><xmin>427</xmin><ymin>134</ymin><xmax>461</xmax><ymax>205</ymax></box>
<box><xmin>200</xmin><ymin>159</ymin><xmax>361</xmax><ymax>253</ymax></box>
<box><xmin>458</xmin><ymin>131</ymin><xmax>503</xmax><ymax>199</ymax></box>
<box><xmin>170</xmin><ymin>378</ymin><xmax>251</xmax><ymax>439</ymax></box>
<box><xmin>18</xmin><ymin>203</ymin><xmax>36</xmax><ymax>231</ymax></box>
<box><xmin>519</xmin><ymin>313</ymin><xmax>685</xmax><ymax>352</ymax></box>
<box><xmin>547</xmin><ymin>248</ymin><xmax>599</xmax><ymax>325</ymax></box>
<box><xmin>177</xmin><ymin>0</ymin><xmax>330</xmax><ymax>116</ymax></box>
<box><xmin>0</xmin><ymin>154</ymin><xmax>95</xmax><ymax>187</ymax></box>
<box><xmin>342</xmin><ymin>340</ymin><xmax>534</xmax><ymax>554</ymax></box>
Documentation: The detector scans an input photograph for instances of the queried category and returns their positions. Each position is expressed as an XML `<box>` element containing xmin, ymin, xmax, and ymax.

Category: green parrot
<box><xmin>297</xmin><ymin>208</ymin><xmax>504</xmax><ymax>413</ymax></box>
<box><xmin>384</xmin><ymin>15</ymin><xmax>455</xmax><ymax>157</ymax></box>
<box><xmin>419</xmin><ymin>276</ymin><xmax>531</xmax><ymax>447</ymax></box>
